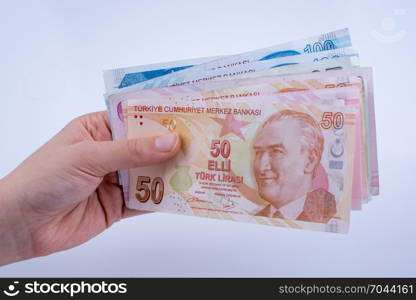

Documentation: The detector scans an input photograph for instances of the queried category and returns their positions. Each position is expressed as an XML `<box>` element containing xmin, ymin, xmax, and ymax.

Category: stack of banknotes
<box><xmin>103</xmin><ymin>28</ymin><xmax>378</xmax><ymax>233</ymax></box>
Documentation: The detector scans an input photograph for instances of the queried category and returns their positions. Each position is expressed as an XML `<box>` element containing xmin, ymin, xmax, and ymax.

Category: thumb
<box><xmin>74</xmin><ymin>133</ymin><xmax>181</xmax><ymax>176</ymax></box>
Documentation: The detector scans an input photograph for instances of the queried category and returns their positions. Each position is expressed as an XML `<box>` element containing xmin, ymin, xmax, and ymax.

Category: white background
<box><xmin>0</xmin><ymin>0</ymin><xmax>415</xmax><ymax>276</ymax></box>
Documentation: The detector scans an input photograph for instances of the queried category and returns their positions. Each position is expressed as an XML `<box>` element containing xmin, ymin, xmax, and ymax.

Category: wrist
<box><xmin>0</xmin><ymin>175</ymin><xmax>35</xmax><ymax>266</ymax></box>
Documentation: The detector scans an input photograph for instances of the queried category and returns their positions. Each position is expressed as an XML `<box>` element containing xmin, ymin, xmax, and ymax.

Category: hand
<box><xmin>0</xmin><ymin>111</ymin><xmax>180</xmax><ymax>266</ymax></box>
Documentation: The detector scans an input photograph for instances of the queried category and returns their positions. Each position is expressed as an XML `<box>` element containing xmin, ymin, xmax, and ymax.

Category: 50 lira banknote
<box><xmin>111</xmin><ymin>65</ymin><xmax>373</xmax><ymax>209</ymax></box>
<box><xmin>125</xmin><ymin>87</ymin><xmax>359</xmax><ymax>233</ymax></box>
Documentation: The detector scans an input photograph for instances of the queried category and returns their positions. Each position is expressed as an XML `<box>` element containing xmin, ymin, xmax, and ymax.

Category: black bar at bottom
<box><xmin>0</xmin><ymin>278</ymin><xmax>415</xmax><ymax>298</ymax></box>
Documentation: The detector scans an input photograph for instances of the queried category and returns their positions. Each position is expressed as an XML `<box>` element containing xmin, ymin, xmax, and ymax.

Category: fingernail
<box><xmin>155</xmin><ymin>133</ymin><xmax>178</xmax><ymax>152</ymax></box>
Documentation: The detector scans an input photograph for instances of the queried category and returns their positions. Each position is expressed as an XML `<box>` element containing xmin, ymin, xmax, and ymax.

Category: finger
<box><xmin>73</xmin><ymin>133</ymin><xmax>181</xmax><ymax>177</ymax></box>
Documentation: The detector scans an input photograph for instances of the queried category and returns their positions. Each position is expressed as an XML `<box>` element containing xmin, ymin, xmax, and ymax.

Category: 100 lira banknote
<box><xmin>117</xmin><ymin>29</ymin><xmax>351</xmax><ymax>91</ymax></box>
<box><xmin>114</xmin><ymin>46</ymin><xmax>356</xmax><ymax>93</ymax></box>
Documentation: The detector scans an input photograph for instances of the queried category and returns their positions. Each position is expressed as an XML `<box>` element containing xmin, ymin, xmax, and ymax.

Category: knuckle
<box><xmin>68</xmin><ymin>112</ymin><xmax>107</xmax><ymax>130</ymax></box>
<box><xmin>69</xmin><ymin>114</ymin><xmax>89</xmax><ymax>127</ymax></box>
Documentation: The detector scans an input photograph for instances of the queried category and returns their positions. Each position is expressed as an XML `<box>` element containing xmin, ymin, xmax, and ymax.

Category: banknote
<box><xmin>103</xmin><ymin>55</ymin><xmax>222</xmax><ymax>92</ymax></box>
<box><xmin>122</xmin><ymin>28</ymin><xmax>351</xmax><ymax>91</ymax></box>
<box><xmin>125</xmin><ymin>87</ymin><xmax>359</xmax><ymax>233</ymax></box>
<box><xmin>114</xmin><ymin>46</ymin><xmax>356</xmax><ymax>92</ymax></box>
<box><xmin>111</xmin><ymin>67</ymin><xmax>372</xmax><ymax>209</ymax></box>
<box><xmin>122</xmin><ymin>83</ymin><xmax>366</xmax><ymax>209</ymax></box>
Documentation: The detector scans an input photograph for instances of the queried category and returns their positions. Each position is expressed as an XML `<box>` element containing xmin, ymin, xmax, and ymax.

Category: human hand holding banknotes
<box><xmin>0</xmin><ymin>112</ymin><xmax>180</xmax><ymax>266</ymax></box>
<box><xmin>0</xmin><ymin>28</ymin><xmax>379</xmax><ymax>265</ymax></box>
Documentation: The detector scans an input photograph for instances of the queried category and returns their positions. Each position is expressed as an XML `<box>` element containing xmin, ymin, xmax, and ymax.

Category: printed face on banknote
<box><xmin>253</xmin><ymin>110</ymin><xmax>325</xmax><ymax>213</ymax></box>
